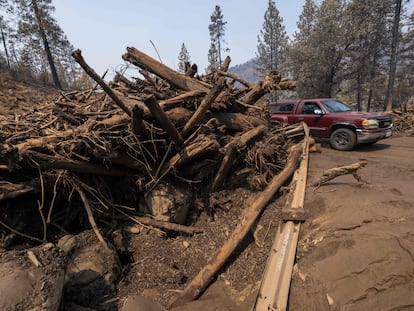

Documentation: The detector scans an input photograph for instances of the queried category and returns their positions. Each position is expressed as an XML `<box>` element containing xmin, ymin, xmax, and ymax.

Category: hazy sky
<box><xmin>53</xmin><ymin>1</ymin><xmax>306</xmax><ymax>77</ymax></box>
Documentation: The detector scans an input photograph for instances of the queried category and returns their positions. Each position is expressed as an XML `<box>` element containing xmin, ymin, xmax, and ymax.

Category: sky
<box><xmin>53</xmin><ymin>1</ymin><xmax>306</xmax><ymax>77</ymax></box>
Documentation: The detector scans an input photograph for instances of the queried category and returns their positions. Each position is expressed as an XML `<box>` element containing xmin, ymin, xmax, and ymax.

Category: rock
<box><xmin>145</xmin><ymin>181</ymin><xmax>191</xmax><ymax>224</ymax></box>
<box><xmin>0</xmin><ymin>243</ymin><xmax>67</xmax><ymax>311</ymax></box>
<box><xmin>62</xmin><ymin>230</ymin><xmax>120</xmax><ymax>309</ymax></box>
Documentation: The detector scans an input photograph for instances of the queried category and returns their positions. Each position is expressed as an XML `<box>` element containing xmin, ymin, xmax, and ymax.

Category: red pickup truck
<box><xmin>270</xmin><ymin>98</ymin><xmax>393</xmax><ymax>150</ymax></box>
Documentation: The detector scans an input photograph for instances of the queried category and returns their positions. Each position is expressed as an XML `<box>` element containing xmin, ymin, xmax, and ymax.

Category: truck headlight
<box><xmin>362</xmin><ymin>119</ymin><xmax>379</xmax><ymax>129</ymax></box>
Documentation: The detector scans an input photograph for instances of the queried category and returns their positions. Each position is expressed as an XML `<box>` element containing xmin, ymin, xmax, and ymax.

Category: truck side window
<box><xmin>302</xmin><ymin>102</ymin><xmax>320</xmax><ymax>114</ymax></box>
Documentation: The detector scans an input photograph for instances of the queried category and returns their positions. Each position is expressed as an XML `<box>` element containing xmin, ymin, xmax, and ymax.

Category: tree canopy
<box><xmin>207</xmin><ymin>5</ymin><xmax>228</xmax><ymax>73</ymax></box>
<box><xmin>0</xmin><ymin>0</ymin><xmax>91</xmax><ymax>89</ymax></box>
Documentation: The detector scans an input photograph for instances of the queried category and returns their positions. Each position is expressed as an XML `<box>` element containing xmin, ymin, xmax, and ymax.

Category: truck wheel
<box><xmin>330</xmin><ymin>128</ymin><xmax>356</xmax><ymax>151</ymax></box>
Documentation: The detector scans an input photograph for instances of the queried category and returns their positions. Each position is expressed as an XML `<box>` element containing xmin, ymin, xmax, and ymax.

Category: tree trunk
<box><xmin>0</xmin><ymin>23</ymin><xmax>10</xmax><ymax>68</ymax></box>
<box><xmin>31</xmin><ymin>0</ymin><xmax>62</xmax><ymax>90</ymax></box>
<box><xmin>384</xmin><ymin>0</ymin><xmax>402</xmax><ymax>112</ymax></box>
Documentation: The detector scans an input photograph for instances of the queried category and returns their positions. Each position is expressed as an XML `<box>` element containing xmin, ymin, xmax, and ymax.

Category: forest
<box><xmin>1</xmin><ymin>0</ymin><xmax>414</xmax><ymax>112</ymax></box>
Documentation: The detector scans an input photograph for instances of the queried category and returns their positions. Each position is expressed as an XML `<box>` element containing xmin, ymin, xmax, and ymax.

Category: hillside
<box><xmin>228</xmin><ymin>58</ymin><xmax>260</xmax><ymax>84</ymax></box>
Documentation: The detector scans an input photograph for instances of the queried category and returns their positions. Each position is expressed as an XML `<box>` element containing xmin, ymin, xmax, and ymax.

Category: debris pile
<box><xmin>0</xmin><ymin>47</ymin><xmax>301</xmax><ymax>310</ymax></box>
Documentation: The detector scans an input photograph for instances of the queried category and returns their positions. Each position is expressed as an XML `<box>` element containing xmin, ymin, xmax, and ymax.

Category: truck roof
<box><xmin>270</xmin><ymin>98</ymin><xmax>334</xmax><ymax>105</ymax></box>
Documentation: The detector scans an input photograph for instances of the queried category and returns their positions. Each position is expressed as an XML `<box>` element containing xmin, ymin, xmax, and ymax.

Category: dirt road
<box><xmin>289</xmin><ymin>136</ymin><xmax>414</xmax><ymax>310</ymax></box>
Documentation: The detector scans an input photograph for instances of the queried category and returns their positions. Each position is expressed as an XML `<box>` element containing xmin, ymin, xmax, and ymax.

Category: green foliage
<box><xmin>255</xmin><ymin>0</ymin><xmax>288</xmax><ymax>79</ymax></box>
<box><xmin>0</xmin><ymin>0</ymin><xmax>90</xmax><ymax>90</ymax></box>
<box><xmin>286</xmin><ymin>0</ymin><xmax>413</xmax><ymax>110</ymax></box>
<box><xmin>207</xmin><ymin>5</ymin><xmax>228</xmax><ymax>73</ymax></box>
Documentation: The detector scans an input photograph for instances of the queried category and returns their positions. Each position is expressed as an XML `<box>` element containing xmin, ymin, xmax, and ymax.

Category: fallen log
<box><xmin>181</xmin><ymin>77</ymin><xmax>226</xmax><ymax>138</ymax></box>
<box><xmin>212</xmin><ymin>112</ymin><xmax>267</xmax><ymax>131</ymax></box>
<box><xmin>157</xmin><ymin>134</ymin><xmax>220</xmax><ymax>182</ymax></box>
<box><xmin>169</xmin><ymin>143</ymin><xmax>302</xmax><ymax>307</ymax></box>
<box><xmin>122</xmin><ymin>47</ymin><xmax>210</xmax><ymax>92</ymax></box>
<box><xmin>28</xmin><ymin>151</ymin><xmax>128</xmax><ymax>177</ymax></box>
<box><xmin>210</xmin><ymin>125</ymin><xmax>268</xmax><ymax>192</ymax></box>
<box><xmin>240</xmin><ymin>71</ymin><xmax>296</xmax><ymax>106</ymax></box>
<box><xmin>312</xmin><ymin>160</ymin><xmax>369</xmax><ymax>187</ymax></box>
<box><xmin>143</xmin><ymin>95</ymin><xmax>185</xmax><ymax>148</ymax></box>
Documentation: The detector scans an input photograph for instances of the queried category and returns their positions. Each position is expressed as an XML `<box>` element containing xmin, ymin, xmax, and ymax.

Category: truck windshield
<box><xmin>321</xmin><ymin>100</ymin><xmax>352</xmax><ymax>113</ymax></box>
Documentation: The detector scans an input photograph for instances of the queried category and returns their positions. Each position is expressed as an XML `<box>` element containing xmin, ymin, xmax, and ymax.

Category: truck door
<box><xmin>297</xmin><ymin>101</ymin><xmax>329</xmax><ymax>137</ymax></box>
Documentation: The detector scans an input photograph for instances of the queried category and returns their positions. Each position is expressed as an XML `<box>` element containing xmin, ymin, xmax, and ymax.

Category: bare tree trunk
<box><xmin>367</xmin><ymin>89</ymin><xmax>372</xmax><ymax>112</ymax></box>
<box><xmin>0</xmin><ymin>23</ymin><xmax>10</xmax><ymax>68</ymax></box>
<box><xmin>385</xmin><ymin>0</ymin><xmax>402</xmax><ymax>111</ymax></box>
<box><xmin>31</xmin><ymin>0</ymin><xmax>62</xmax><ymax>90</ymax></box>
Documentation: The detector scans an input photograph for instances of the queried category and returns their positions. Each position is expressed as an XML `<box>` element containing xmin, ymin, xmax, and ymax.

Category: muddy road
<box><xmin>289</xmin><ymin>136</ymin><xmax>414</xmax><ymax>310</ymax></box>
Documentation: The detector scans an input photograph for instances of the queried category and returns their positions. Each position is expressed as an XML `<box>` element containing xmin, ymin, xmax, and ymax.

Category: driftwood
<box><xmin>312</xmin><ymin>160</ymin><xmax>369</xmax><ymax>187</ymax></box>
<box><xmin>212</xmin><ymin>112</ymin><xmax>267</xmax><ymax>131</ymax></box>
<box><xmin>181</xmin><ymin>77</ymin><xmax>226</xmax><ymax>137</ymax></box>
<box><xmin>158</xmin><ymin>134</ymin><xmax>220</xmax><ymax>182</ymax></box>
<box><xmin>122</xmin><ymin>47</ymin><xmax>210</xmax><ymax>92</ymax></box>
<box><xmin>169</xmin><ymin>144</ymin><xmax>302</xmax><ymax>307</ymax></box>
<box><xmin>143</xmin><ymin>95</ymin><xmax>185</xmax><ymax>148</ymax></box>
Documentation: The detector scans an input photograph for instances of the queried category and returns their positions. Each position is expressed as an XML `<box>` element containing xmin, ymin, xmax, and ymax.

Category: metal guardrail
<box><xmin>253</xmin><ymin>123</ymin><xmax>310</xmax><ymax>311</ymax></box>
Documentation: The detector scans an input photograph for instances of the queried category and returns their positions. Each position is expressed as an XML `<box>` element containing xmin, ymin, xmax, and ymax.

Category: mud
<box><xmin>289</xmin><ymin>136</ymin><xmax>414</xmax><ymax>310</ymax></box>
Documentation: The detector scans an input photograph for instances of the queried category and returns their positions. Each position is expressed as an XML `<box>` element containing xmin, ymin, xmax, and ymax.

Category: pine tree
<box><xmin>385</xmin><ymin>0</ymin><xmax>403</xmax><ymax>111</ymax></box>
<box><xmin>344</xmin><ymin>0</ymin><xmax>394</xmax><ymax>111</ymax></box>
<box><xmin>177</xmin><ymin>42</ymin><xmax>190</xmax><ymax>73</ymax></box>
<box><xmin>255</xmin><ymin>0</ymin><xmax>288</xmax><ymax>79</ymax></box>
<box><xmin>287</xmin><ymin>0</ymin><xmax>318</xmax><ymax>97</ymax></box>
<box><xmin>30</xmin><ymin>0</ymin><xmax>61</xmax><ymax>89</ymax></box>
<box><xmin>10</xmin><ymin>0</ymin><xmax>76</xmax><ymax>89</ymax></box>
<box><xmin>207</xmin><ymin>5</ymin><xmax>228</xmax><ymax>72</ymax></box>
<box><xmin>394</xmin><ymin>9</ymin><xmax>414</xmax><ymax>109</ymax></box>
<box><xmin>0</xmin><ymin>16</ymin><xmax>11</xmax><ymax>68</ymax></box>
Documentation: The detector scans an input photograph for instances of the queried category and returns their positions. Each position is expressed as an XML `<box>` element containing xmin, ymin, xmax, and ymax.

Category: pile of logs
<box><xmin>0</xmin><ymin>46</ymin><xmax>299</xmax><ymax>247</ymax></box>
<box><xmin>393</xmin><ymin>110</ymin><xmax>414</xmax><ymax>136</ymax></box>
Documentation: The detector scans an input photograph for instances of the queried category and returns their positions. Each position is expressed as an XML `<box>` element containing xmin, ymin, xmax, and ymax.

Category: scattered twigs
<box><xmin>0</xmin><ymin>217</ymin><xmax>44</xmax><ymax>243</ymax></box>
<box><xmin>72</xmin><ymin>49</ymin><xmax>131</xmax><ymax>116</ymax></box>
<box><xmin>37</xmin><ymin>168</ymin><xmax>47</xmax><ymax>241</ymax></box>
<box><xmin>126</xmin><ymin>215</ymin><xmax>203</xmax><ymax>235</ymax></box>
<box><xmin>47</xmin><ymin>171</ymin><xmax>64</xmax><ymax>223</ymax></box>
<box><xmin>312</xmin><ymin>160</ymin><xmax>369</xmax><ymax>187</ymax></box>
<box><xmin>74</xmin><ymin>183</ymin><xmax>109</xmax><ymax>250</ymax></box>
<box><xmin>169</xmin><ymin>143</ymin><xmax>302</xmax><ymax>307</ymax></box>
<box><xmin>0</xmin><ymin>182</ymin><xmax>37</xmax><ymax>201</ymax></box>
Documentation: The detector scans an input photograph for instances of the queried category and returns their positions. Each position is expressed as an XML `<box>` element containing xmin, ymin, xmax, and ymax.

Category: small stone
<box><xmin>182</xmin><ymin>241</ymin><xmax>190</xmax><ymax>248</ymax></box>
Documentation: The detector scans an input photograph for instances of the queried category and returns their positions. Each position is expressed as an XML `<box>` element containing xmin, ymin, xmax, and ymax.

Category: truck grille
<box><xmin>375</xmin><ymin>116</ymin><xmax>392</xmax><ymax>128</ymax></box>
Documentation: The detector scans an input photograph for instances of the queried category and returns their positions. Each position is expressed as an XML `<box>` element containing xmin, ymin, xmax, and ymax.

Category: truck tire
<box><xmin>330</xmin><ymin>128</ymin><xmax>356</xmax><ymax>151</ymax></box>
